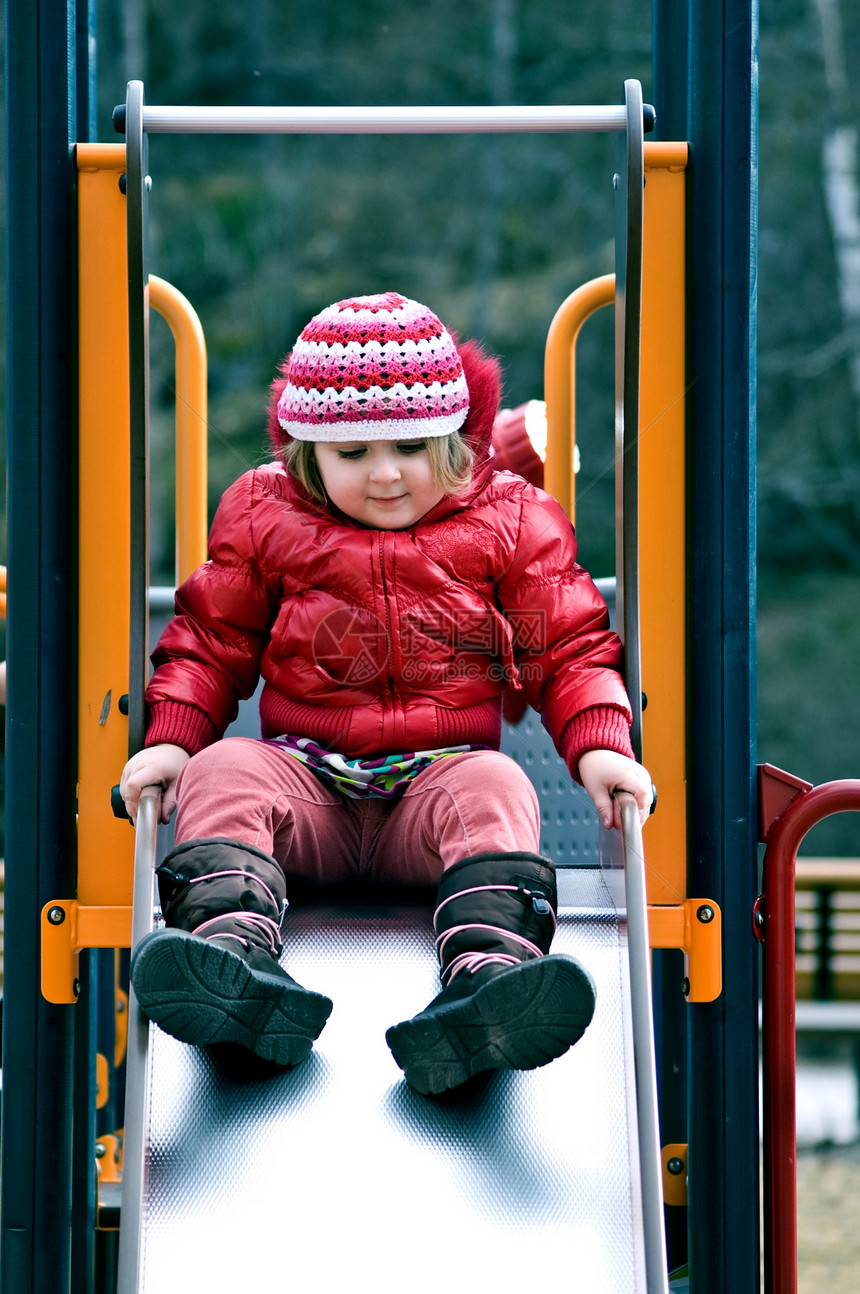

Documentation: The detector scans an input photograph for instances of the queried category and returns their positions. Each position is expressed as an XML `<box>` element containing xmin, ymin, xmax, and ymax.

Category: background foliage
<box><xmin>2</xmin><ymin>1</ymin><xmax>859</xmax><ymax>851</ymax></box>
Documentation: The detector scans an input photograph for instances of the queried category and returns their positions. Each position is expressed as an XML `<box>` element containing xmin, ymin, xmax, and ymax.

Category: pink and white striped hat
<box><xmin>276</xmin><ymin>292</ymin><xmax>470</xmax><ymax>441</ymax></box>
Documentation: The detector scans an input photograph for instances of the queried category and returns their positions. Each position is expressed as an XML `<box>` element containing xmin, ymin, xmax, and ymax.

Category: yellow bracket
<box><xmin>96</xmin><ymin>1132</ymin><xmax>123</xmax><ymax>1232</ymax></box>
<box><xmin>96</xmin><ymin>1052</ymin><xmax>109</xmax><ymax>1110</ymax></box>
<box><xmin>662</xmin><ymin>1143</ymin><xmax>688</xmax><ymax>1207</ymax></box>
<box><xmin>41</xmin><ymin>902</ymin><xmax>132</xmax><ymax>1004</ymax></box>
<box><xmin>649</xmin><ymin>898</ymin><xmax>722</xmax><ymax>1003</ymax></box>
<box><xmin>41</xmin><ymin>898</ymin><xmax>720</xmax><ymax>1004</ymax></box>
<box><xmin>96</xmin><ymin>1133</ymin><xmax>123</xmax><ymax>1183</ymax></box>
<box><xmin>115</xmin><ymin>981</ymin><xmax>130</xmax><ymax>1069</ymax></box>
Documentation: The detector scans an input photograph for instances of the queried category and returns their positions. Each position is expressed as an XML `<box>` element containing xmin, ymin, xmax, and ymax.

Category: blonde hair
<box><xmin>281</xmin><ymin>434</ymin><xmax>475</xmax><ymax>506</ymax></box>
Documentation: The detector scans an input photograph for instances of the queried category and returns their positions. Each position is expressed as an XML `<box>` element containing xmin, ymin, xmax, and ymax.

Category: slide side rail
<box><xmin>117</xmin><ymin>786</ymin><xmax>161</xmax><ymax>1294</ymax></box>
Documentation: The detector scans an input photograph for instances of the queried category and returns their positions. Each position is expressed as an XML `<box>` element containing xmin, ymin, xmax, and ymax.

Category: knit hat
<box><xmin>275</xmin><ymin>292</ymin><xmax>470</xmax><ymax>442</ymax></box>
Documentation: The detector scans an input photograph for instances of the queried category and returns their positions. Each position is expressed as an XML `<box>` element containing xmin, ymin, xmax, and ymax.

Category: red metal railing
<box><xmin>758</xmin><ymin>764</ymin><xmax>860</xmax><ymax>1294</ymax></box>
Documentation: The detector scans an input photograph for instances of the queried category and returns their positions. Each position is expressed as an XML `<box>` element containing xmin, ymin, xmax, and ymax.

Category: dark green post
<box><xmin>1</xmin><ymin>0</ymin><xmax>83</xmax><ymax>1288</ymax></box>
<box><xmin>654</xmin><ymin>1</ymin><xmax>760</xmax><ymax>1291</ymax></box>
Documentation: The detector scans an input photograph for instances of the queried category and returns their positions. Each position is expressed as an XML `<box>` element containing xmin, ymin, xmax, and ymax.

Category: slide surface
<box><xmin>124</xmin><ymin>866</ymin><xmax>650</xmax><ymax>1292</ymax></box>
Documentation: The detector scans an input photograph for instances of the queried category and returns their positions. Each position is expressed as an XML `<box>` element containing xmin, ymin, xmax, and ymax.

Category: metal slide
<box><xmin>117</xmin><ymin>780</ymin><xmax>668</xmax><ymax>1293</ymax></box>
<box><xmin>118</xmin><ymin>78</ymin><xmax>666</xmax><ymax>1292</ymax></box>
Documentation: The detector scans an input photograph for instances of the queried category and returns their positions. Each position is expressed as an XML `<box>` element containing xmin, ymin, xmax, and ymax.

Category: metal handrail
<box><xmin>759</xmin><ymin>776</ymin><xmax>860</xmax><ymax>1294</ymax></box>
<box><xmin>543</xmin><ymin>274</ymin><xmax>615</xmax><ymax>521</ymax></box>
<box><xmin>117</xmin><ymin>785</ymin><xmax>161</xmax><ymax>1294</ymax></box>
<box><xmin>615</xmin><ymin>791</ymin><xmax>670</xmax><ymax>1294</ymax></box>
<box><xmin>134</xmin><ymin>104</ymin><xmax>635</xmax><ymax>135</ymax></box>
<box><xmin>126</xmin><ymin>82</ymin><xmax>150</xmax><ymax>759</ymax></box>
<box><xmin>149</xmin><ymin>276</ymin><xmax>209</xmax><ymax>583</ymax></box>
<box><xmin>616</xmin><ymin>79</ymin><xmax>645</xmax><ymax>762</ymax></box>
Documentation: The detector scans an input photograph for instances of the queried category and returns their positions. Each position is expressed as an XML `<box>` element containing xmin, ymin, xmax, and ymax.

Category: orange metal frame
<box><xmin>543</xmin><ymin>141</ymin><xmax>717</xmax><ymax>998</ymax></box>
<box><xmin>42</xmin><ymin>138</ymin><xmax>719</xmax><ymax>1010</ymax></box>
<box><xmin>639</xmin><ymin>141</ymin><xmax>689</xmax><ymax>910</ymax></box>
<box><xmin>42</xmin><ymin>145</ymin><xmax>210</xmax><ymax>1003</ymax></box>
<box><xmin>62</xmin><ymin>145</ymin><xmax>135</xmax><ymax>990</ymax></box>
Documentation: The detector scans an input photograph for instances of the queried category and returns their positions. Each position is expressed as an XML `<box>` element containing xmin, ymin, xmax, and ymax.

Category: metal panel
<box><xmin>500</xmin><ymin>711</ymin><xmax>601</xmax><ymax>865</ymax></box>
<box><xmin>131</xmin><ymin>868</ymin><xmax>648</xmax><ymax>1293</ymax></box>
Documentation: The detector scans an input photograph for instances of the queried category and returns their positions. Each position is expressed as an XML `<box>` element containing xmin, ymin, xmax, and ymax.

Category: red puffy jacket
<box><xmin>145</xmin><ymin>445</ymin><xmax>634</xmax><ymax>777</ymax></box>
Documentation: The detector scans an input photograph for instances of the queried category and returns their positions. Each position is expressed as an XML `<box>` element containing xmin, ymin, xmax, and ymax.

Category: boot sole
<box><xmin>385</xmin><ymin>955</ymin><xmax>596</xmax><ymax>1095</ymax></box>
<box><xmin>131</xmin><ymin>930</ymin><xmax>332</xmax><ymax>1067</ymax></box>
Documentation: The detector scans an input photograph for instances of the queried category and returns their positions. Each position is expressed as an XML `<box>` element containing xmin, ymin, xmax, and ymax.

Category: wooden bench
<box><xmin>795</xmin><ymin>859</ymin><xmax>860</xmax><ymax>1003</ymax></box>
<box><xmin>792</xmin><ymin>860</ymin><xmax>860</xmax><ymax>1120</ymax></box>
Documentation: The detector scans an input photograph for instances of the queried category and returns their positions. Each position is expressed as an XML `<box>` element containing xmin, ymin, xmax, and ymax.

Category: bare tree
<box><xmin>813</xmin><ymin>0</ymin><xmax>860</xmax><ymax>418</ymax></box>
<box><xmin>121</xmin><ymin>0</ymin><xmax>146</xmax><ymax>84</ymax></box>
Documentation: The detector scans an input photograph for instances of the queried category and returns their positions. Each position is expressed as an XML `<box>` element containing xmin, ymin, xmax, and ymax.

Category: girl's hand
<box><xmin>120</xmin><ymin>743</ymin><xmax>191</xmax><ymax>825</ymax></box>
<box><xmin>578</xmin><ymin>749</ymin><xmax>654</xmax><ymax>831</ymax></box>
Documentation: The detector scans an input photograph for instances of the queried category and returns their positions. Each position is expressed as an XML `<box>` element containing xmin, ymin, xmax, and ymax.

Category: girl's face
<box><xmin>313</xmin><ymin>440</ymin><xmax>445</xmax><ymax>529</ymax></box>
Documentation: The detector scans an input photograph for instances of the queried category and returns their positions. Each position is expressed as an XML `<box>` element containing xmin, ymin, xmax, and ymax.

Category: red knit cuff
<box><xmin>144</xmin><ymin>701</ymin><xmax>218</xmax><ymax>757</ymax></box>
<box><xmin>559</xmin><ymin>705</ymin><xmax>635</xmax><ymax>782</ymax></box>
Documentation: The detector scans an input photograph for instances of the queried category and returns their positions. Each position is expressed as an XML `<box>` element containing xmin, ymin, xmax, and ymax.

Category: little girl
<box><xmin>120</xmin><ymin>291</ymin><xmax>653</xmax><ymax>1095</ymax></box>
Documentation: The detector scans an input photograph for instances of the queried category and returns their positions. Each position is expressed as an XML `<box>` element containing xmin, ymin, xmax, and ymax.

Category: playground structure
<box><xmin>4</xmin><ymin>3</ymin><xmax>860</xmax><ymax>1292</ymax></box>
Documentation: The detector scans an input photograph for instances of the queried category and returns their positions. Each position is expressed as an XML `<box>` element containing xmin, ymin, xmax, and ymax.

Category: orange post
<box><xmin>76</xmin><ymin>144</ymin><xmax>135</xmax><ymax>919</ymax></box>
<box><xmin>639</xmin><ymin>141</ymin><xmax>688</xmax><ymax>905</ymax></box>
<box><xmin>39</xmin><ymin>144</ymin><xmax>138</xmax><ymax>1003</ymax></box>
<box><xmin>544</xmin><ymin>144</ymin><xmax>688</xmax><ymax>906</ymax></box>
<box><xmin>43</xmin><ymin>150</ymin><xmax>214</xmax><ymax>1002</ymax></box>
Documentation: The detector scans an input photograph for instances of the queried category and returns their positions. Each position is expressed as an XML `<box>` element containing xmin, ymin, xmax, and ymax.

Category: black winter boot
<box><xmin>385</xmin><ymin>852</ymin><xmax>595</xmax><ymax>1094</ymax></box>
<box><xmin>130</xmin><ymin>837</ymin><xmax>332</xmax><ymax>1067</ymax></box>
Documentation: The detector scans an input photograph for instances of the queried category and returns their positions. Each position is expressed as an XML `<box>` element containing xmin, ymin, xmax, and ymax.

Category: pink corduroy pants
<box><xmin>173</xmin><ymin>737</ymin><xmax>541</xmax><ymax>886</ymax></box>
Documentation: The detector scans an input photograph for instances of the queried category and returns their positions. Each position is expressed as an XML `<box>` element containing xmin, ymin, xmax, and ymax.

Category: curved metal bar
<box><xmin>616</xmin><ymin>790</ymin><xmax>670</xmax><ymax>1294</ymax></box>
<box><xmin>140</xmin><ymin>104</ymin><xmax>630</xmax><ymax>135</ymax></box>
<box><xmin>117</xmin><ymin>784</ymin><xmax>162</xmax><ymax>1294</ymax></box>
<box><xmin>126</xmin><ymin>80</ymin><xmax>150</xmax><ymax>758</ymax></box>
<box><xmin>615</xmin><ymin>79</ymin><xmax>645</xmax><ymax>761</ymax></box>
<box><xmin>543</xmin><ymin>274</ymin><xmax>615</xmax><ymax>521</ymax></box>
<box><xmin>760</xmin><ymin>778</ymin><xmax>860</xmax><ymax>1294</ymax></box>
<box><xmin>149</xmin><ymin>276</ymin><xmax>209</xmax><ymax>583</ymax></box>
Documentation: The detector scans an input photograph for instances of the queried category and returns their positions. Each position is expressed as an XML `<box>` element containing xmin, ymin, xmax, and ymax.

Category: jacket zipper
<box><xmin>377</xmin><ymin>532</ymin><xmax>400</xmax><ymax>747</ymax></box>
